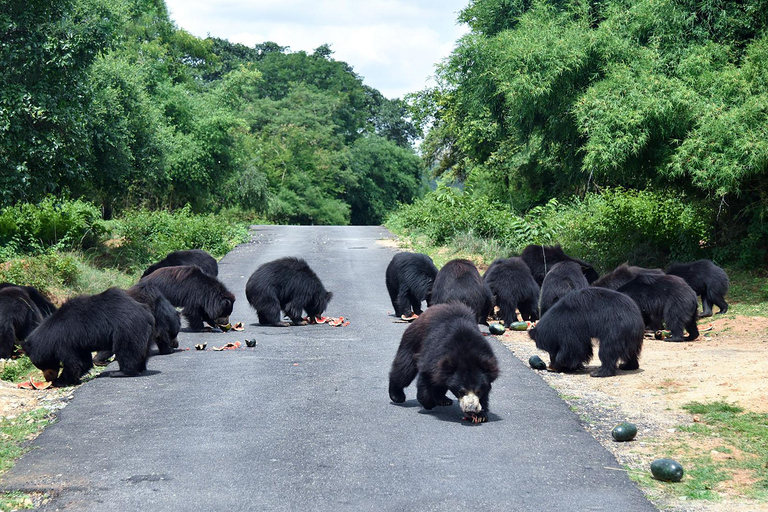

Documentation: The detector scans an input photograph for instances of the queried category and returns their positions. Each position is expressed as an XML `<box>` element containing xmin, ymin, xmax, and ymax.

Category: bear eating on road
<box><xmin>529</xmin><ymin>287</ymin><xmax>644</xmax><ymax>377</ymax></box>
<box><xmin>430</xmin><ymin>259</ymin><xmax>493</xmax><ymax>325</ymax></box>
<box><xmin>385</xmin><ymin>252</ymin><xmax>438</xmax><ymax>318</ymax></box>
<box><xmin>388</xmin><ymin>302</ymin><xmax>500</xmax><ymax>423</ymax></box>
<box><xmin>141</xmin><ymin>265</ymin><xmax>235</xmax><ymax>331</ymax></box>
<box><xmin>22</xmin><ymin>288</ymin><xmax>153</xmax><ymax>386</ymax></box>
<box><xmin>483</xmin><ymin>257</ymin><xmax>539</xmax><ymax>324</ymax></box>
<box><xmin>246</xmin><ymin>257</ymin><xmax>332</xmax><ymax>326</ymax></box>
<box><xmin>142</xmin><ymin>249</ymin><xmax>218</xmax><ymax>278</ymax></box>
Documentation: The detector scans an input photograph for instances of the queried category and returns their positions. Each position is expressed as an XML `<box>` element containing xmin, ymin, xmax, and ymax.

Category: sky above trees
<box><xmin>163</xmin><ymin>0</ymin><xmax>470</xmax><ymax>99</ymax></box>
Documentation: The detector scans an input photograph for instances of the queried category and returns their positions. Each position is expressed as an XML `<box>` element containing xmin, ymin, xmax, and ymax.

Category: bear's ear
<box><xmin>478</xmin><ymin>357</ymin><xmax>500</xmax><ymax>381</ymax></box>
<box><xmin>527</xmin><ymin>328</ymin><xmax>537</xmax><ymax>341</ymax></box>
<box><xmin>437</xmin><ymin>355</ymin><xmax>456</xmax><ymax>376</ymax></box>
<box><xmin>325</xmin><ymin>291</ymin><xmax>333</xmax><ymax>304</ymax></box>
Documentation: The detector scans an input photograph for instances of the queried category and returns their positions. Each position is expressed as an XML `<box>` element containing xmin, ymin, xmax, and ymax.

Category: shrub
<box><xmin>0</xmin><ymin>197</ymin><xmax>105</xmax><ymax>254</ymax></box>
<box><xmin>103</xmin><ymin>205</ymin><xmax>249</xmax><ymax>272</ymax></box>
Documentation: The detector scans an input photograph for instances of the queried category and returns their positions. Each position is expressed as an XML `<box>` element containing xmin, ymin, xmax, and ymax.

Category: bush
<box><xmin>388</xmin><ymin>186</ymin><xmax>711</xmax><ymax>272</ymax></box>
<box><xmin>103</xmin><ymin>205</ymin><xmax>249</xmax><ymax>272</ymax></box>
<box><xmin>0</xmin><ymin>252</ymin><xmax>81</xmax><ymax>293</ymax></box>
<box><xmin>0</xmin><ymin>197</ymin><xmax>105</xmax><ymax>254</ymax></box>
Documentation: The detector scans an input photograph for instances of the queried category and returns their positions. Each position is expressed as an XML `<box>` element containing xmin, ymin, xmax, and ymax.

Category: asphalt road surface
<box><xmin>1</xmin><ymin>226</ymin><xmax>656</xmax><ymax>511</ymax></box>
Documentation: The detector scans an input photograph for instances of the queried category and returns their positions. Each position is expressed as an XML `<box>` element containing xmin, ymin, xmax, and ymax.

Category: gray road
<box><xmin>1</xmin><ymin>226</ymin><xmax>656</xmax><ymax>511</ymax></box>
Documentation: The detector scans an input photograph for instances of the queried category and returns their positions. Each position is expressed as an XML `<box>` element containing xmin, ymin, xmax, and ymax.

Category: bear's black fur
<box><xmin>483</xmin><ymin>257</ymin><xmax>539</xmax><ymax>324</ymax></box>
<box><xmin>141</xmin><ymin>265</ymin><xmax>235</xmax><ymax>331</ymax></box>
<box><xmin>0</xmin><ymin>286</ymin><xmax>43</xmax><ymax>359</ymax></box>
<box><xmin>0</xmin><ymin>283</ymin><xmax>56</xmax><ymax>317</ymax></box>
<box><xmin>142</xmin><ymin>249</ymin><xmax>218</xmax><ymax>278</ymax></box>
<box><xmin>385</xmin><ymin>252</ymin><xmax>438</xmax><ymax>317</ymax></box>
<box><xmin>528</xmin><ymin>287</ymin><xmax>644</xmax><ymax>377</ymax></box>
<box><xmin>617</xmin><ymin>273</ymin><xmax>699</xmax><ymax>342</ymax></box>
<box><xmin>538</xmin><ymin>261</ymin><xmax>589</xmax><ymax>317</ymax></box>
<box><xmin>245</xmin><ymin>257</ymin><xmax>332</xmax><ymax>326</ymax></box>
<box><xmin>22</xmin><ymin>288</ymin><xmax>153</xmax><ymax>386</ymax></box>
<box><xmin>430</xmin><ymin>259</ymin><xmax>493</xmax><ymax>325</ymax></box>
<box><xmin>388</xmin><ymin>302</ymin><xmax>500</xmax><ymax>423</ymax></box>
<box><xmin>520</xmin><ymin>244</ymin><xmax>600</xmax><ymax>286</ymax></box>
<box><xmin>93</xmin><ymin>280</ymin><xmax>181</xmax><ymax>365</ymax></box>
<box><xmin>665</xmin><ymin>260</ymin><xmax>729</xmax><ymax>317</ymax></box>
<box><xmin>592</xmin><ymin>263</ymin><xmax>665</xmax><ymax>290</ymax></box>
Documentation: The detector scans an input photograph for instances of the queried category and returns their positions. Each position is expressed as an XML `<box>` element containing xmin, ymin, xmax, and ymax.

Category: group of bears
<box><xmin>385</xmin><ymin>245</ymin><xmax>729</xmax><ymax>422</ymax></box>
<box><xmin>0</xmin><ymin>241</ymin><xmax>729</xmax><ymax>425</ymax></box>
<box><xmin>0</xmin><ymin>250</ymin><xmax>331</xmax><ymax>387</ymax></box>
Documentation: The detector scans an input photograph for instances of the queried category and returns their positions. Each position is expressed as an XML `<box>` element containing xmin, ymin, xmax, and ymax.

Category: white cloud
<box><xmin>164</xmin><ymin>0</ymin><xmax>469</xmax><ymax>98</ymax></box>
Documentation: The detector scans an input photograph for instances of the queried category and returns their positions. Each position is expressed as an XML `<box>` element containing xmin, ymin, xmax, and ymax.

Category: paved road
<box><xmin>1</xmin><ymin>226</ymin><xmax>656</xmax><ymax>511</ymax></box>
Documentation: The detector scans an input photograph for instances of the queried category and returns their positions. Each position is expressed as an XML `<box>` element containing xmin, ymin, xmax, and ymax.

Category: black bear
<box><xmin>388</xmin><ymin>302</ymin><xmax>500</xmax><ymax>423</ymax></box>
<box><xmin>520</xmin><ymin>244</ymin><xmax>599</xmax><ymax>286</ymax></box>
<box><xmin>592</xmin><ymin>263</ymin><xmax>664</xmax><ymax>290</ymax></box>
<box><xmin>617</xmin><ymin>273</ymin><xmax>699</xmax><ymax>342</ymax></box>
<box><xmin>538</xmin><ymin>261</ymin><xmax>589</xmax><ymax>317</ymax></box>
<box><xmin>665</xmin><ymin>260</ymin><xmax>729</xmax><ymax>317</ymax></box>
<box><xmin>528</xmin><ymin>287</ymin><xmax>644</xmax><ymax>377</ymax></box>
<box><xmin>141</xmin><ymin>265</ymin><xmax>235</xmax><ymax>331</ymax></box>
<box><xmin>483</xmin><ymin>257</ymin><xmax>539</xmax><ymax>324</ymax></box>
<box><xmin>142</xmin><ymin>249</ymin><xmax>218</xmax><ymax>278</ymax></box>
<box><xmin>0</xmin><ymin>282</ymin><xmax>57</xmax><ymax>317</ymax></box>
<box><xmin>246</xmin><ymin>257</ymin><xmax>332</xmax><ymax>326</ymax></box>
<box><xmin>22</xmin><ymin>288</ymin><xmax>153</xmax><ymax>386</ymax></box>
<box><xmin>385</xmin><ymin>252</ymin><xmax>438</xmax><ymax>317</ymax></box>
<box><xmin>93</xmin><ymin>280</ymin><xmax>181</xmax><ymax>365</ymax></box>
<box><xmin>0</xmin><ymin>286</ymin><xmax>43</xmax><ymax>359</ymax></box>
<box><xmin>430</xmin><ymin>259</ymin><xmax>493</xmax><ymax>325</ymax></box>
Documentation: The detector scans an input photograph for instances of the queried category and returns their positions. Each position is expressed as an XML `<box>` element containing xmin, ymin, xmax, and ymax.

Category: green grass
<box><xmin>0</xmin><ymin>409</ymin><xmax>55</xmax><ymax>511</ymax></box>
<box><xmin>723</xmin><ymin>268</ymin><xmax>768</xmax><ymax>317</ymax></box>
<box><xmin>630</xmin><ymin>401</ymin><xmax>768</xmax><ymax>503</ymax></box>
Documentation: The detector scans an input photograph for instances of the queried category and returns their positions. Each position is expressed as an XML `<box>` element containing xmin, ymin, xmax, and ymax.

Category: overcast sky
<box><xmin>164</xmin><ymin>0</ymin><xmax>470</xmax><ymax>99</ymax></box>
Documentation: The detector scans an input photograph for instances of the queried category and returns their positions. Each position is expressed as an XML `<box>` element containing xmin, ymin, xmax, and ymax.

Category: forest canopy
<box><xmin>408</xmin><ymin>0</ymin><xmax>768</xmax><ymax>266</ymax></box>
<box><xmin>0</xmin><ymin>0</ymin><xmax>424</xmax><ymax>225</ymax></box>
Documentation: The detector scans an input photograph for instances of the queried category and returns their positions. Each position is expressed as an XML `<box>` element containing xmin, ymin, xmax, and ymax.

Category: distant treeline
<box><xmin>405</xmin><ymin>0</ymin><xmax>768</xmax><ymax>266</ymax></box>
<box><xmin>1</xmin><ymin>0</ymin><xmax>424</xmax><ymax>225</ymax></box>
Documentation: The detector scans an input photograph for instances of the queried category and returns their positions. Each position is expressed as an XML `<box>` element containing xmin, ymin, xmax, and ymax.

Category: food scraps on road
<box><xmin>212</xmin><ymin>341</ymin><xmax>242</xmax><ymax>351</ymax></box>
<box><xmin>306</xmin><ymin>316</ymin><xmax>350</xmax><ymax>327</ymax></box>
<box><xmin>195</xmin><ymin>343</ymin><xmax>207</xmax><ymax>350</ymax></box>
<box><xmin>16</xmin><ymin>376</ymin><xmax>53</xmax><ymax>390</ymax></box>
<box><xmin>218</xmin><ymin>321</ymin><xmax>244</xmax><ymax>332</ymax></box>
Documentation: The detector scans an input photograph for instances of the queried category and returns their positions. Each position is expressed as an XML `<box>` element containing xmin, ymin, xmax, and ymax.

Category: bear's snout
<box><xmin>459</xmin><ymin>392</ymin><xmax>481</xmax><ymax>413</ymax></box>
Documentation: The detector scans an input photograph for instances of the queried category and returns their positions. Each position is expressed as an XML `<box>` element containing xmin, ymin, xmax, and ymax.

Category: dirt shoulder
<box><xmin>499</xmin><ymin>315</ymin><xmax>768</xmax><ymax>512</ymax></box>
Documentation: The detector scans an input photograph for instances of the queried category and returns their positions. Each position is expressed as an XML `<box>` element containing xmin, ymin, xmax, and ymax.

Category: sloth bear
<box><xmin>617</xmin><ymin>273</ymin><xmax>699</xmax><ymax>342</ymax></box>
<box><xmin>0</xmin><ymin>286</ymin><xmax>43</xmax><ymax>359</ymax></box>
<box><xmin>529</xmin><ymin>287</ymin><xmax>644</xmax><ymax>377</ymax></box>
<box><xmin>385</xmin><ymin>252</ymin><xmax>438</xmax><ymax>317</ymax></box>
<box><xmin>0</xmin><ymin>283</ymin><xmax>56</xmax><ymax>317</ymax></box>
<box><xmin>141</xmin><ymin>265</ymin><xmax>235</xmax><ymax>331</ymax></box>
<box><xmin>520</xmin><ymin>244</ymin><xmax>599</xmax><ymax>286</ymax></box>
<box><xmin>538</xmin><ymin>261</ymin><xmax>589</xmax><ymax>317</ymax></box>
<box><xmin>23</xmin><ymin>288</ymin><xmax>153</xmax><ymax>386</ymax></box>
<box><xmin>592</xmin><ymin>263</ymin><xmax>664</xmax><ymax>290</ymax></box>
<box><xmin>483</xmin><ymin>257</ymin><xmax>539</xmax><ymax>324</ymax></box>
<box><xmin>142</xmin><ymin>249</ymin><xmax>218</xmax><ymax>278</ymax></box>
<box><xmin>430</xmin><ymin>259</ymin><xmax>493</xmax><ymax>325</ymax></box>
<box><xmin>388</xmin><ymin>302</ymin><xmax>500</xmax><ymax>423</ymax></box>
<box><xmin>93</xmin><ymin>280</ymin><xmax>181</xmax><ymax>365</ymax></box>
<box><xmin>246</xmin><ymin>257</ymin><xmax>332</xmax><ymax>326</ymax></box>
<box><xmin>666</xmin><ymin>260</ymin><xmax>729</xmax><ymax>317</ymax></box>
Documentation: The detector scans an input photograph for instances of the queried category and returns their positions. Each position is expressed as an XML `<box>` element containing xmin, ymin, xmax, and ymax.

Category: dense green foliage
<box><xmin>1</xmin><ymin>0</ymin><xmax>423</xmax><ymax>225</ymax></box>
<box><xmin>407</xmin><ymin>0</ymin><xmax>768</xmax><ymax>266</ymax></box>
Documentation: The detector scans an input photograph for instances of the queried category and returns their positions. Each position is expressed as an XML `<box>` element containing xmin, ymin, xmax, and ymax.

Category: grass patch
<box><xmin>0</xmin><ymin>358</ymin><xmax>40</xmax><ymax>384</ymax></box>
<box><xmin>0</xmin><ymin>408</ymin><xmax>55</xmax><ymax>474</ymax></box>
<box><xmin>0</xmin><ymin>409</ymin><xmax>55</xmax><ymax>511</ymax></box>
<box><xmin>631</xmin><ymin>401</ymin><xmax>768</xmax><ymax>503</ymax></box>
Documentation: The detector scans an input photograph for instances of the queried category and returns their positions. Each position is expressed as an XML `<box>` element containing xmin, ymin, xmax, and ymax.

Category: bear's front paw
<box><xmin>436</xmin><ymin>396</ymin><xmax>453</xmax><ymax>406</ymax></box>
<box><xmin>389</xmin><ymin>389</ymin><xmax>406</xmax><ymax>403</ymax></box>
<box><xmin>463</xmin><ymin>411</ymin><xmax>488</xmax><ymax>423</ymax></box>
